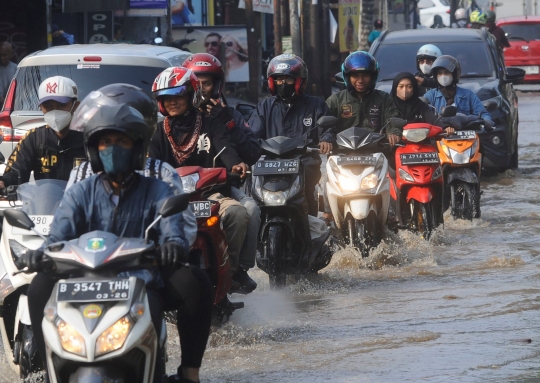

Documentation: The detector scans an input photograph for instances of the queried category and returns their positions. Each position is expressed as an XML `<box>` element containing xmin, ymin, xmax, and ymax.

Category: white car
<box><xmin>418</xmin><ymin>0</ymin><xmax>450</xmax><ymax>28</ymax></box>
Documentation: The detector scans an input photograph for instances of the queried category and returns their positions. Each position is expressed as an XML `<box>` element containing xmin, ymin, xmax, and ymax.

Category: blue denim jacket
<box><xmin>424</xmin><ymin>86</ymin><xmax>493</xmax><ymax>122</ymax></box>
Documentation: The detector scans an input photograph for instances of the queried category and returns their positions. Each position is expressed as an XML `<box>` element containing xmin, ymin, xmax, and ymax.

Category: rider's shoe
<box><xmin>231</xmin><ymin>268</ymin><xmax>257</xmax><ymax>294</ymax></box>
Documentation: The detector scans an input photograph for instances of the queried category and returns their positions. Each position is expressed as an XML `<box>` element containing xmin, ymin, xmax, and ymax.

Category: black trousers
<box><xmin>27</xmin><ymin>265</ymin><xmax>213</xmax><ymax>370</ymax></box>
<box><xmin>304</xmin><ymin>162</ymin><xmax>322</xmax><ymax>217</ymax></box>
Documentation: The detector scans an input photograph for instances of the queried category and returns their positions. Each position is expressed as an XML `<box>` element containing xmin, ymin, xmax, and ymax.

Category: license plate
<box><xmin>253</xmin><ymin>160</ymin><xmax>300</xmax><ymax>175</ymax></box>
<box><xmin>190</xmin><ymin>201</ymin><xmax>211</xmax><ymax>218</ymax></box>
<box><xmin>57</xmin><ymin>279</ymin><xmax>131</xmax><ymax>302</ymax></box>
<box><xmin>336</xmin><ymin>156</ymin><xmax>377</xmax><ymax>166</ymax></box>
<box><xmin>400</xmin><ymin>152</ymin><xmax>439</xmax><ymax>165</ymax></box>
<box><xmin>11</xmin><ymin>215</ymin><xmax>54</xmax><ymax>235</ymax></box>
<box><xmin>514</xmin><ymin>65</ymin><xmax>539</xmax><ymax>75</ymax></box>
<box><xmin>447</xmin><ymin>130</ymin><xmax>477</xmax><ymax>140</ymax></box>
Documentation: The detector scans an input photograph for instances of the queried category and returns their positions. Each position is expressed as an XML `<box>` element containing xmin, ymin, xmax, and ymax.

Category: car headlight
<box><xmin>361</xmin><ymin>173</ymin><xmax>378</xmax><ymax>189</ymax></box>
<box><xmin>449</xmin><ymin>148</ymin><xmax>471</xmax><ymax>164</ymax></box>
<box><xmin>399</xmin><ymin>168</ymin><xmax>414</xmax><ymax>182</ymax></box>
<box><xmin>337</xmin><ymin>174</ymin><xmax>357</xmax><ymax>192</ymax></box>
<box><xmin>9</xmin><ymin>239</ymin><xmax>29</xmax><ymax>259</ymax></box>
<box><xmin>403</xmin><ymin>128</ymin><xmax>429</xmax><ymax>143</ymax></box>
<box><xmin>95</xmin><ymin>315</ymin><xmax>133</xmax><ymax>357</ymax></box>
<box><xmin>57</xmin><ymin>319</ymin><xmax>86</xmax><ymax>357</ymax></box>
<box><xmin>431</xmin><ymin>166</ymin><xmax>442</xmax><ymax>180</ymax></box>
<box><xmin>180</xmin><ymin>174</ymin><xmax>200</xmax><ymax>193</ymax></box>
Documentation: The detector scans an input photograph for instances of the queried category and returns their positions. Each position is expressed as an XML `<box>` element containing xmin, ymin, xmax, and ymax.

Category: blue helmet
<box><xmin>341</xmin><ymin>51</ymin><xmax>380</xmax><ymax>92</ymax></box>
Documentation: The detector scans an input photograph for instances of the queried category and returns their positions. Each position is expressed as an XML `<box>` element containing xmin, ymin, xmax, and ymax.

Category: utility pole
<box><xmin>290</xmin><ymin>0</ymin><xmax>301</xmax><ymax>55</ymax></box>
<box><xmin>310</xmin><ymin>0</ymin><xmax>322</xmax><ymax>96</ymax></box>
<box><xmin>244</xmin><ymin>0</ymin><xmax>261</xmax><ymax>103</ymax></box>
<box><xmin>274</xmin><ymin>0</ymin><xmax>283</xmax><ymax>55</ymax></box>
<box><xmin>321</xmin><ymin>0</ymin><xmax>331</xmax><ymax>98</ymax></box>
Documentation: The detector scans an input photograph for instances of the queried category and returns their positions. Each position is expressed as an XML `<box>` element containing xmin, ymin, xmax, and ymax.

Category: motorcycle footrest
<box><xmin>230</xmin><ymin>301</ymin><xmax>245</xmax><ymax>310</ymax></box>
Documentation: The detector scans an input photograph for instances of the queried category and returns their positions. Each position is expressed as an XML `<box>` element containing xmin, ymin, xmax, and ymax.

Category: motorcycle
<box><xmin>0</xmin><ymin>179</ymin><xmax>65</xmax><ymax>379</ymax></box>
<box><xmin>437</xmin><ymin>114</ymin><xmax>490</xmax><ymax>220</ymax></box>
<box><xmin>5</xmin><ymin>193</ymin><xmax>190</xmax><ymax>383</ymax></box>
<box><xmin>176</xmin><ymin>165</ymin><xmax>244</xmax><ymax>323</ymax></box>
<box><xmin>326</xmin><ymin>123</ymin><xmax>390</xmax><ymax>258</ymax></box>
<box><xmin>252</xmin><ymin>117</ymin><xmax>333</xmax><ymax>288</ymax></box>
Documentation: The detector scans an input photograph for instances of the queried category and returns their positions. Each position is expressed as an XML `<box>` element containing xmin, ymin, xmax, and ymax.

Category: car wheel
<box><xmin>510</xmin><ymin>135</ymin><xmax>518</xmax><ymax>169</ymax></box>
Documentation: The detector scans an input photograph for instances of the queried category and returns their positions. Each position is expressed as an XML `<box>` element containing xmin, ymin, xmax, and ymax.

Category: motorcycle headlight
<box><xmin>440</xmin><ymin>143</ymin><xmax>451</xmax><ymax>158</ymax></box>
<box><xmin>57</xmin><ymin>319</ymin><xmax>86</xmax><ymax>357</ymax></box>
<box><xmin>0</xmin><ymin>275</ymin><xmax>14</xmax><ymax>302</ymax></box>
<box><xmin>470</xmin><ymin>138</ymin><xmax>480</xmax><ymax>154</ymax></box>
<box><xmin>361</xmin><ymin>173</ymin><xmax>378</xmax><ymax>189</ymax></box>
<box><xmin>449</xmin><ymin>148</ymin><xmax>471</xmax><ymax>164</ymax></box>
<box><xmin>431</xmin><ymin>166</ymin><xmax>442</xmax><ymax>180</ymax></box>
<box><xmin>262</xmin><ymin>191</ymin><xmax>287</xmax><ymax>205</ymax></box>
<box><xmin>252</xmin><ymin>176</ymin><xmax>263</xmax><ymax>199</ymax></box>
<box><xmin>337</xmin><ymin>174</ymin><xmax>357</xmax><ymax>192</ymax></box>
<box><xmin>95</xmin><ymin>315</ymin><xmax>133</xmax><ymax>357</ymax></box>
<box><xmin>403</xmin><ymin>128</ymin><xmax>429</xmax><ymax>143</ymax></box>
<box><xmin>287</xmin><ymin>176</ymin><xmax>302</xmax><ymax>198</ymax></box>
<box><xmin>329</xmin><ymin>158</ymin><xmax>340</xmax><ymax>175</ymax></box>
<box><xmin>399</xmin><ymin>168</ymin><xmax>414</xmax><ymax>182</ymax></box>
<box><xmin>180</xmin><ymin>174</ymin><xmax>200</xmax><ymax>193</ymax></box>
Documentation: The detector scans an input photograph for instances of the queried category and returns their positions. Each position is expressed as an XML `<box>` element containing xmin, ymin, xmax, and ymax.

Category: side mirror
<box><xmin>388</xmin><ymin>117</ymin><xmax>407</xmax><ymax>129</ymax></box>
<box><xmin>235</xmin><ymin>103</ymin><xmax>256</xmax><ymax>120</ymax></box>
<box><xmin>419</xmin><ymin>97</ymin><xmax>431</xmax><ymax>105</ymax></box>
<box><xmin>441</xmin><ymin>105</ymin><xmax>457</xmax><ymax>117</ymax></box>
<box><xmin>4</xmin><ymin>209</ymin><xmax>35</xmax><ymax>231</ymax></box>
<box><xmin>483</xmin><ymin>100</ymin><xmax>497</xmax><ymax>111</ymax></box>
<box><xmin>159</xmin><ymin>193</ymin><xmax>191</xmax><ymax>218</ymax></box>
<box><xmin>316</xmin><ymin>116</ymin><xmax>339</xmax><ymax>128</ymax></box>
<box><xmin>505</xmin><ymin>67</ymin><xmax>526</xmax><ymax>84</ymax></box>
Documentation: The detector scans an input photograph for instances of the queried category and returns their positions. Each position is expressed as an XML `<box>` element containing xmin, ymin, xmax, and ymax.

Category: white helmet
<box><xmin>416</xmin><ymin>44</ymin><xmax>442</xmax><ymax>75</ymax></box>
<box><xmin>455</xmin><ymin>8</ymin><xmax>467</xmax><ymax>20</ymax></box>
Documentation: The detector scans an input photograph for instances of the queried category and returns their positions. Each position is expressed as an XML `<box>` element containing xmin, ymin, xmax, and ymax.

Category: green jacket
<box><xmin>326</xmin><ymin>89</ymin><xmax>401</xmax><ymax>136</ymax></box>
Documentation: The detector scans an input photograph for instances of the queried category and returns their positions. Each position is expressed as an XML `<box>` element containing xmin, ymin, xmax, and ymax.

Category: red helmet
<box><xmin>152</xmin><ymin>66</ymin><xmax>203</xmax><ymax>116</ymax></box>
<box><xmin>267</xmin><ymin>54</ymin><xmax>308</xmax><ymax>98</ymax></box>
<box><xmin>182</xmin><ymin>53</ymin><xmax>224</xmax><ymax>99</ymax></box>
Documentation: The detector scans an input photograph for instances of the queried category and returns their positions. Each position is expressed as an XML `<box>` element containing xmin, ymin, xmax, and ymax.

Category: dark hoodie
<box><xmin>391</xmin><ymin>72</ymin><xmax>441</xmax><ymax>125</ymax></box>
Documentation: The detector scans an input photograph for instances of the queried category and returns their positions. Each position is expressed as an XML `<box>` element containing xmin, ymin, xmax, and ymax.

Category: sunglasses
<box><xmin>204</xmin><ymin>41</ymin><xmax>219</xmax><ymax>47</ymax></box>
<box><xmin>225</xmin><ymin>41</ymin><xmax>234</xmax><ymax>47</ymax></box>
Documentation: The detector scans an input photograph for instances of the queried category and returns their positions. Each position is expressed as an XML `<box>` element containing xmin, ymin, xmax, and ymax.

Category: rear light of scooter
<box><xmin>0</xmin><ymin>79</ymin><xmax>16</xmax><ymax>142</ymax></box>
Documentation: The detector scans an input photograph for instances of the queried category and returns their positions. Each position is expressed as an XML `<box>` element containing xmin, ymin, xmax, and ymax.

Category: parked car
<box><xmin>497</xmin><ymin>16</ymin><xmax>540</xmax><ymax>83</ymax></box>
<box><xmin>0</xmin><ymin>44</ymin><xmax>191</xmax><ymax>158</ymax></box>
<box><xmin>369</xmin><ymin>28</ymin><xmax>525</xmax><ymax>171</ymax></box>
<box><xmin>418</xmin><ymin>0</ymin><xmax>450</xmax><ymax>28</ymax></box>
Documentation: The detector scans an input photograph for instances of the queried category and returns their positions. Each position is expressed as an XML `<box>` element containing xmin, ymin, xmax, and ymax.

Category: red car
<box><xmin>497</xmin><ymin>16</ymin><xmax>540</xmax><ymax>82</ymax></box>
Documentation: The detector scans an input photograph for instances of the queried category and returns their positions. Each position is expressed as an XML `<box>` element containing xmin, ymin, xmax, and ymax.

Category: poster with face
<box><xmin>172</xmin><ymin>26</ymin><xmax>249</xmax><ymax>82</ymax></box>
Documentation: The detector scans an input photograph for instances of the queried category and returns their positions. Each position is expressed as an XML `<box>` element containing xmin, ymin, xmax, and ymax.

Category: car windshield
<box><xmin>374</xmin><ymin>42</ymin><xmax>496</xmax><ymax>81</ymax></box>
<box><xmin>503</xmin><ymin>23</ymin><xmax>540</xmax><ymax>41</ymax></box>
<box><xmin>14</xmin><ymin>65</ymin><xmax>164</xmax><ymax>111</ymax></box>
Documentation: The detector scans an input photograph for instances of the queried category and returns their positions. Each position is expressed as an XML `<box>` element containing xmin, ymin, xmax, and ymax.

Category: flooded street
<box><xmin>2</xmin><ymin>92</ymin><xmax>540</xmax><ymax>382</ymax></box>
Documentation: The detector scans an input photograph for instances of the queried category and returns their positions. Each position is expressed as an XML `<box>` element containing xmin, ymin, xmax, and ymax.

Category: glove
<box><xmin>209</xmin><ymin>102</ymin><xmax>234</xmax><ymax>126</ymax></box>
<box><xmin>17</xmin><ymin>249</ymin><xmax>44</xmax><ymax>273</ymax></box>
<box><xmin>160</xmin><ymin>242</ymin><xmax>186</xmax><ymax>267</ymax></box>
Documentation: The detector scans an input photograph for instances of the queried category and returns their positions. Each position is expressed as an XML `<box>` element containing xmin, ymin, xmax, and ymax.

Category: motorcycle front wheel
<box><xmin>410</xmin><ymin>200</ymin><xmax>436</xmax><ymax>240</ymax></box>
<box><xmin>347</xmin><ymin>215</ymin><xmax>379</xmax><ymax>258</ymax></box>
<box><xmin>451</xmin><ymin>182</ymin><xmax>479</xmax><ymax>220</ymax></box>
<box><xmin>266</xmin><ymin>225</ymin><xmax>287</xmax><ymax>288</ymax></box>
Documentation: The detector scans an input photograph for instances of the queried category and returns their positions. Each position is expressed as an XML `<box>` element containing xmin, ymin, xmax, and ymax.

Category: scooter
<box><xmin>252</xmin><ymin>117</ymin><xmax>333</xmax><ymax>288</ymax></box>
<box><xmin>0</xmin><ymin>180</ymin><xmax>65</xmax><ymax>379</ymax></box>
<box><xmin>326</xmin><ymin>125</ymin><xmax>390</xmax><ymax>258</ymax></box>
<box><xmin>6</xmin><ymin>193</ymin><xmax>190</xmax><ymax>383</ymax></box>
<box><xmin>437</xmin><ymin>115</ymin><xmax>490</xmax><ymax>220</ymax></box>
<box><xmin>176</xmin><ymin>165</ymin><xmax>244</xmax><ymax>323</ymax></box>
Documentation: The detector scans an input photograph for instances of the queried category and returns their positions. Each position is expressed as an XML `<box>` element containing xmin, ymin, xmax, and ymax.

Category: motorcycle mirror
<box><xmin>159</xmin><ymin>194</ymin><xmax>192</xmax><ymax>218</ymax></box>
<box><xmin>4</xmin><ymin>209</ymin><xmax>35</xmax><ymax>231</ymax></box>
<box><xmin>441</xmin><ymin>105</ymin><xmax>457</xmax><ymax>117</ymax></box>
<box><xmin>483</xmin><ymin>100</ymin><xmax>497</xmax><ymax>111</ymax></box>
<box><xmin>154</xmin><ymin>37</ymin><xmax>163</xmax><ymax>45</ymax></box>
<box><xmin>316</xmin><ymin>116</ymin><xmax>338</xmax><ymax>128</ymax></box>
<box><xmin>419</xmin><ymin>97</ymin><xmax>431</xmax><ymax>105</ymax></box>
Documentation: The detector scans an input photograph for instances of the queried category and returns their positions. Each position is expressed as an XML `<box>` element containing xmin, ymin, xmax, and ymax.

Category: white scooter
<box><xmin>7</xmin><ymin>193</ymin><xmax>190</xmax><ymax>383</ymax></box>
<box><xmin>0</xmin><ymin>180</ymin><xmax>65</xmax><ymax>379</ymax></box>
<box><xmin>326</xmin><ymin>127</ymin><xmax>390</xmax><ymax>258</ymax></box>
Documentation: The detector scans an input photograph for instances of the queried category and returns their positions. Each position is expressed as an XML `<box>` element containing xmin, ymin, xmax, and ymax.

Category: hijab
<box><xmin>391</xmin><ymin>72</ymin><xmax>424</xmax><ymax>121</ymax></box>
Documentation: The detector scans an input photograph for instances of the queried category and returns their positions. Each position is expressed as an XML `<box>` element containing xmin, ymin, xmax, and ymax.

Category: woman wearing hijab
<box><xmin>391</xmin><ymin>72</ymin><xmax>454</xmax><ymax>134</ymax></box>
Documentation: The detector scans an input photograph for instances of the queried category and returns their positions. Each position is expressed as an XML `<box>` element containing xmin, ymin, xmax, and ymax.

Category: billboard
<box><xmin>130</xmin><ymin>0</ymin><xmax>168</xmax><ymax>8</ymax></box>
<box><xmin>172</xmin><ymin>0</ymin><xmax>205</xmax><ymax>26</ymax></box>
<box><xmin>238</xmin><ymin>0</ymin><xmax>274</xmax><ymax>14</ymax></box>
<box><xmin>338</xmin><ymin>0</ymin><xmax>359</xmax><ymax>52</ymax></box>
<box><xmin>63</xmin><ymin>0</ymin><xmax>129</xmax><ymax>12</ymax></box>
<box><xmin>172</xmin><ymin>26</ymin><xmax>249</xmax><ymax>82</ymax></box>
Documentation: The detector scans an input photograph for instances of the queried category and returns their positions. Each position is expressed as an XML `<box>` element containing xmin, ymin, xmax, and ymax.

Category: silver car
<box><xmin>0</xmin><ymin>44</ymin><xmax>191</xmax><ymax>159</ymax></box>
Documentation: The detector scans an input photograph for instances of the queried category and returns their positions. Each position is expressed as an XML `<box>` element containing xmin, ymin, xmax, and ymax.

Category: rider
<box><xmin>182</xmin><ymin>53</ymin><xmax>261</xmax><ymax>293</ymax></box>
<box><xmin>248</xmin><ymin>53</ymin><xmax>335</xmax><ymax>217</ymax></box>
<box><xmin>414</xmin><ymin>44</ymin><xmax>442</xmax><ymax>91</ymax></box>
<box><xmin>485</xmin><ymin>10</ymin><xmax>511</xmax><ymax>51</ymax></box>
<box><xmin>469</xmin><ymin>9</ymin><xmax>487</xmax><ymax>29</ymax></box>
<box><xmin>23</xmin><ymin>102</ymin><xmax>213</xmax><ymax>383</ymax></box>
<box><xmin>424</xmin><ymin>55</ymin><xmax>492</xmax><ymax>122</ymax></box>
<box><xmin>1</xmin><ymin>76</ymin><xmax>86</xmax><ymax>189</ymax></box>
<box><xmin>451</xmin><ymin>8</ymin><xmax>469</xmax><ymax>28</ymax></box>
<box><xmin>149</xmin><ymin>66</ymin><xmax>255</xmax><ymax>292</ymax></box>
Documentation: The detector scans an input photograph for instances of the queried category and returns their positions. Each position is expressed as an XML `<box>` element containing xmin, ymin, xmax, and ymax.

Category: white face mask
<box><xmin>419</xmin><ymin>63</ymin><xmax>432</xmax><ymax>75</ymax></box>
<box><xmin>438</xmin><ymin>74</ymin><xmax>453</xmax><ymax>87</ymax></box>
<box><xmin>43</xmin><ymin>104</ymin><xmax>75</xmax><ymax>132</ymax></box>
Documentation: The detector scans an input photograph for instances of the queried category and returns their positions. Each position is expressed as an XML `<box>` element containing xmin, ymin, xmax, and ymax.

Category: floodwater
<box><xmin>3</xmin><ymin>92</ymin><xmax>540</xmax><ymax>382</ymax></box>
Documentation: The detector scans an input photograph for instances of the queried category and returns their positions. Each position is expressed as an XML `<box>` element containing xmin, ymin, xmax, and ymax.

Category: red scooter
<box><xmin>389</xmin><ymin>121</ymin><xmax>445</xmax><ymax>239</ymax></box>
<box><xmin>176</xmin><ymin>166</ymin><xmax>244</xmax><ymax>323</ymax></box>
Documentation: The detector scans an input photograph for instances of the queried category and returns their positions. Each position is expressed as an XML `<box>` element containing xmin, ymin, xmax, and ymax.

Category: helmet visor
<box><xmin>154</xmin><ymin>85</ymin><xmax>192</xmax><ymax>99</ymax></box>
<box><xmin>70</xmin><ymin>90</ymin><xmax>120</xmax><ymax>132</ymax></box>
<box><xmin>431</xmin><ymin>57</ymin><xmax>458</xmax><ymax>74</ymax></box>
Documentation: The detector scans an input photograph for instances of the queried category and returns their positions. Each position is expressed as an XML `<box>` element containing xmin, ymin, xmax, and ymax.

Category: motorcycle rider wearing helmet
<box><xmin>183</xmin><ymin>53</ymin><xmax>260</xmax><ymax>293</ymax></box>
<box><xmin>149</xmin><ymin>66</ymin><xmax>256</xmax><ymax>293</ymax></box>
<box><xmin>1</xmin><ymin>76</ymin><xmax>86</xmax><ymax>189</ymax></box>
<box><xmin>451</xmin><ymin>8</ymin><xmax>469</xmax><ymax>28</ymax></box>
<box><xmin>485</xmin><ymin>10</ymin><xmax>510</xmax><ymax>50</ymax></box>
<box><xmin>469</xmin><ymin>9</ymin><xmax>487</xmax><ymax>29</ymax></box>
<box><xmin>415</xmin><ymin>44</ymin><xmax>442</xmax><ymax>91</ymax></box>
<box><xmin>66</xmin><ymin>83</ymin><xmax>198</xmax><ymax>248</ymax></box>
<box><xmin>326</xmin><ymin>51</ymin><xmax>400</xmax><ymax>143</ymax></box>
<box><xmin>424</xmin><ymin>55</ymin><xmax>492</xmax><ymax>123</ymax></box>
<box><xmin>248</xmin><ymin>53</ymin><xmax>335</xmax><ymax>217</ymax></box>
<box><xmin>24</xmin><ymin>101</ymin><xmax>213</xmax><ymax>383</ymax></box>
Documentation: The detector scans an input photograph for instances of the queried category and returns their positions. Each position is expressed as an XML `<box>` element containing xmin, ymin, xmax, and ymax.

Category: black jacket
<box><xmin>3</xmin><ymin>126</ymin><xmax>86</xmax><ymax>186</ymax></box>
<box><xmin>415</xmin><ymin>71</ymin><xmax>438</xmax><ymax>94</ymax></box>
<box><xmin>228</xmin><ymin>107</ymin><xmax>262</xmax><ymax>166</ymax></box>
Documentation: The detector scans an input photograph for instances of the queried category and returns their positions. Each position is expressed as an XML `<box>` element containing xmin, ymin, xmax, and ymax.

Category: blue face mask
<box><xmin>98</xmin><ymin>145</ymin><xmax>133</xmax><ymax>177</ymax></box>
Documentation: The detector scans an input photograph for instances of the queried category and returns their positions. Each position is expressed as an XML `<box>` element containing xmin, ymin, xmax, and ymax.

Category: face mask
<box><xmin>44</xmin><ymin>107</ymin><xmax>74</xmax><ymax>133</ymax></box>
<box><xmin>419</xmin><ymin>63</ymin><xmax>431</xmax><ymax>75</ymax></box>
<box><xmin>276</xmin><ymin>83</ymin><xmax>296</xmax><ymax>100</ymax></box>
<box><xmin>99</xmin><ymin>145</ymin><xmax>133</xmax><ymax>178</ymax></box>
<box><xmin>397</xmin><ymin>88</ymin><xmax>413</xmax><ymax>101</ymax></box>
<box><xmin>438</xmin><ymin>74</ymin><xmax>453</xmax><ymax>87</ymax></box>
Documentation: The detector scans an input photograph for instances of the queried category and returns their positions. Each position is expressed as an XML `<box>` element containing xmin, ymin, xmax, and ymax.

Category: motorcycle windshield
<box><xmin>17</xmin><ymin>180</ymin><xmax>67</xmax><ymax>216</ymax></box>
<box><xmin>336</xmin><ymin>127</ymin><xmax>382</xmax><ymax>150</ymax></box>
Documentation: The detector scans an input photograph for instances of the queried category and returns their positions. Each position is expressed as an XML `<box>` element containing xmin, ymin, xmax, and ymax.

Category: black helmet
<box><xmin>341</xmin><ymin>51</ymin><xmax>380</xmax><ymax>92</ymax></box>
<box><xmin>267</xmin><ymin>54</ymin><xmax>308</xmax><ymax>97</ymax></box>
<box><xmin>485</xmin><ymin>9</ymin><xmax>496</xmax><ymax>23</ymax></box>
<box><xmin>70</xmin><ymin>85</ymin><xmax>156</xmax><ymax>173</ymax></box>
<box><xmin>430</xmin><ymin>55</ymin><xmax>461</xmax><ymax>85</ymax></box>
